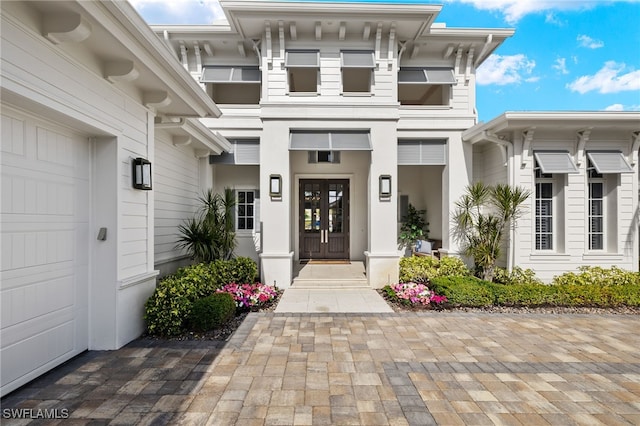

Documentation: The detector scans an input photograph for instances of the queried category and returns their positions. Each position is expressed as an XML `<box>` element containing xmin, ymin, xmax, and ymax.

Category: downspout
<box><xmin>482</xmin><ymin>130</ymin><xmax>515</xmax><ymax>271</ymax></box>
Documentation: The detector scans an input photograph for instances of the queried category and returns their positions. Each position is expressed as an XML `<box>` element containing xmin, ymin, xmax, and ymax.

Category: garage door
<box><xmin>1</xmin><ymin>109</ymin><xmax>90</xmax><ymax>395</ymax></box>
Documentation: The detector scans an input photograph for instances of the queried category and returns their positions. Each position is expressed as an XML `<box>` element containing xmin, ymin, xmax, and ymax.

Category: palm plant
<box><xmin>177</xmin><ymin>188</ymin><xmax>237</xmax><ymax>262</ymax></box>
<box><xmin>452</xmin><ymin>182</ymin><xmax>530</xmax><ymax>282</ymax></box>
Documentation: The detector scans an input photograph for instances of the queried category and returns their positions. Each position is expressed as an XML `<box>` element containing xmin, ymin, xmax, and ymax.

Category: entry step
<box><xmin>291</xmin><ymin>278</ymin><xmax>369</xmax><ymax>288</ymax></box>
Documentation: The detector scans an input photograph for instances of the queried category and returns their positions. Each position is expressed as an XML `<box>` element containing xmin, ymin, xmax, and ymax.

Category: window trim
<box><xmin>236</xmin><ymin>189</ymin><xmax>257</xmax><ymax>233</ymax></box>
<box><xmin>534</xmin><ymin>159</ymin><xmax>554</xmax><ymax>251</ymax></box>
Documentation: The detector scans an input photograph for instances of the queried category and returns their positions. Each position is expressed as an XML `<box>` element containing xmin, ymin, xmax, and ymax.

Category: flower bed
<box><xmin>383</xmin><ymin>282</ymin><xmax>447</xmax><ymax>307</ymax></box>
<box><xmin>218</xmin><ymin>282</ymin><xmax>279</xmax><ymax>310</ymax></box>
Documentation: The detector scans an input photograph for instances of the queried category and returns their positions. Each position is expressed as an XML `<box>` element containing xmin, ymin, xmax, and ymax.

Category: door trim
<box><xmin>295</xmin><ymin>174</ymin><xmax>352</xmax><ymax>261</ymax></box>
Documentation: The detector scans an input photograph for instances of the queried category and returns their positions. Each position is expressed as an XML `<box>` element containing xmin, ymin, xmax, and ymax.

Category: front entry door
<box><xmin>300</xmin><ymin>179</ymin><xmax>349</xmax><ymax>260</ymax></box>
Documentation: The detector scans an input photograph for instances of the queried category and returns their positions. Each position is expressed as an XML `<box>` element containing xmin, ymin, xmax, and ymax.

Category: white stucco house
<box><xmin>1</xmin><ymin>0</ymin><xmax>639</xmax><ymax>395</ymax></box>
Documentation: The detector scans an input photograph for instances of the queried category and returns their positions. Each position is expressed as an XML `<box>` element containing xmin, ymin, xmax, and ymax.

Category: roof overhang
<box><xmin>13</xmin><ymin>1</ymin><xmax>221</xmax><ymax>118</ymax></box>
<box><xmin>155</xmin><ymin>118</ymin><xmax>232</xmax><ymax>156</ymax></box>
<box><xmin>463</xmin><ymin>111</ymin><xmax>640</xmax><ymax>144</ymax></box>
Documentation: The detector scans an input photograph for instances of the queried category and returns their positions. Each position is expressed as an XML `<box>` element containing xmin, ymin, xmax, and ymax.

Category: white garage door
<box><xmin>1</xmin><ymin>109</ymin><xmax>90</xmax><ymax>395</ymax></box>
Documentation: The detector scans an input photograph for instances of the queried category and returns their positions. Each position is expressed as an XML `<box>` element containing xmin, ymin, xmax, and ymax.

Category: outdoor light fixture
<box><xmin>132</xmin><ymin>157</ymin><xmax>152</xmax><ymax>190</ymax></box>
<box><xmin>379</xmin><ymin>174</ymin><xmax>391</xmax><ymax>199</ymax></box>
<box><xmin>269</xmin><ymin>174</ymin><xmax>282</xmax><ymax>198</ymax></box>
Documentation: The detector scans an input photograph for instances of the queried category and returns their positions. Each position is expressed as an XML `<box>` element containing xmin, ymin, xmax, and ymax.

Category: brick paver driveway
<box><xmin>2</xmin><ymin>312</ymin><xmax>639</xmax><ymax>425</ymax></box>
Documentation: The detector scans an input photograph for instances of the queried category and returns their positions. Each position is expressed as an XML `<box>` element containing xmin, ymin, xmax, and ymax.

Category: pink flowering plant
<box><xmin>385</xmin><ymin>282</ymin><xmax>448</xmax><ymax>307</ymax></box>
<box><xmin>217</xmin><ymin>282</ymin><xmax>279</xmax><ymax>310</ymax></box>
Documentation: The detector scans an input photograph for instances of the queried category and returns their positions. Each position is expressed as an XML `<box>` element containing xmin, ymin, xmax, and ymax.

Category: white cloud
<box><xmin>477</xmin><ymin>54</ymin><xmax>537</xmax><ymax>85</ymax></box>
<box><xmin>604</xmin><ymin>103</ymin><xmax>624</xmax><ymax>111</ymax></box>
<box><xmin>552</xmin><ymin>57</ymin><xmax>569</xmax><ymax>75</ymax></box>
<box><xmin>447</xmin><ymin>0</ymin><xmax>640</xmax><ymax>24</ymax></box>
<box><xmin>568</xmin><ymin>61</ymin><xmax>640</xmax><ymax>94</ymax></box>
<box><xmin>577</xmin><ymin>34</ymin><xmax>604</xmax><ymax>49</ymax></box>
<box><xmin>544</xmin><ymin>12</ymin><xmax>565</xmax><ymax>26</ymax></box>
<box><xmin>129</xmin><ymin>0</ymin><xmax>223</xmax><ymax>24</ymax></box>
<box><xmin>604</xmin><ymin>104</ymin><xmax>640</xmax><ymax>111</ymax></box>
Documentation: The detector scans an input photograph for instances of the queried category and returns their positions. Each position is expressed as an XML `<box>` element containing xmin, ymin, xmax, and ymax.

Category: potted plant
<box><xmin>398</xmin><ymin>204</ymin><xmax>429</xmax><ymax>256</ymax></box>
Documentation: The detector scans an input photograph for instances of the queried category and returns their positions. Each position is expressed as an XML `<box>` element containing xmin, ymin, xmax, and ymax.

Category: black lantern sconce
<box><xmin>379</xmin><ymin>174</ymin><xmax>392</xmax><ymax>199</ymax></box>
<box><xmin>132</xmin><ymin>157</ymin><xmax>152</xmax><ymax>190</ymax></box>
<box><xmin>269</xmin><ymin>174</ymin><xmax>282</xmax><ymax>199</ymax></box>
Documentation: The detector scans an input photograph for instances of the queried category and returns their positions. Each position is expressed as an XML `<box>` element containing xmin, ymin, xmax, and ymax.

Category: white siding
<box><xmin>513</xmin><ymin>130</ymin><xmax>637</xmax><ymax>282</ymax></box>
<box><xmin>153</xmin><ymin>131</ymin><xmax>201</xmax><ymax>265</ymax></box>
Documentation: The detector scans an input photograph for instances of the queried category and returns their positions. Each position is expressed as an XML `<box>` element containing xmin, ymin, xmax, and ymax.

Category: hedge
<box><xmin>430</xmin><ymin>275</ymin><xmax>640</xmax><ymax>308</ymax></box>
<box><xmin>144</xmin><ymin>257</ymin><xmax>258</xmax><ymax>336</ymax></box>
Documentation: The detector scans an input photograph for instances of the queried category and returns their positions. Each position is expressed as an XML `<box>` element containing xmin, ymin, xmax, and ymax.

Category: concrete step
<box><xmin>291</xmin><ymin>278</ymin><xmax>370</xmax><ymax>288</ymax></box>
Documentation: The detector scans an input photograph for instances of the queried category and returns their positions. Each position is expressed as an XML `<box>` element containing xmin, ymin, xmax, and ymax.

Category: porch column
<box><xmin>365</xmin><ymin>124</ymin><xmax>400</xmax><ymax>288</ymax></box>
<box><xmin>259</xmin><ymin>120</ymin><xmax>293</xmax><ymax>288</ymax></box>
<box><xmin>442</xmin><ymin>133</ymin><xmax>473</xmax><ymax>257</ymax></box>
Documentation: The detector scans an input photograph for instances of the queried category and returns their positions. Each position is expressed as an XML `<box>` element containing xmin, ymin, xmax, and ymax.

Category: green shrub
<box><xmin>399</xmin><ymin>256</ymin><xmax>439</xmax><ymax>283</ymax></box>
<box><xmin>493</xmin><ymin>266</ymin><xmax>542</xmax><ymax>286</ymax></box>
<box><xmin>437</xmin><ymin>257</ymin><xmax>471</xmax><ymax>277</ymax></box>
<box><xmin>189</xmin><ymin>293</ymin><xmax>236</xmax><ymax>331</ymax></box>
<box><xmin>552</xmin><ymin>266</ymin><xmax>640</xmax><ymax>286</ymax></box>
<box><xmin>429</xmin><ymin>276</ymin><xmax>494</xmax><ymax>307</ymax></box>
<box><xmin>491</xmin><ymin>283</ymin><xmax>557</xmax><ymax>306</ymax></box>
<box><xmin>399</xmin><ymin>256</ymin><xmax>469</xmax><ymax>283</ymax></box>
<box><xmin>144</xmin><ymin>257</ymin><xmax>258</xmax><ymax>336</ymax></box>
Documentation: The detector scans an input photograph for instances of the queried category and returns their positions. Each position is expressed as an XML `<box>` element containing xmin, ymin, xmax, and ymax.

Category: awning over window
<box><xmin>289</xmin><ymin>131</ymin><xmax>372</xmax><ymax>151</ymax></box>
<box><xmin>341</xmin><ymin>51</ymin><xmax>375</xmax><ymax>68</ymax></box>
<box><xmin>587</xmin><ymin>151</ymin><xmax>633</xmax><ymax>173</ymax></box>
<box><xmin>534</xmin><ymin>151</ymin><xmax>579</xmax><ymax>174</ymax></box>
<box><xmin>398</xmin><ymin>139</ymin><xmax>447</xmax><ymax>165</ymax></box>
<box><xmin>398</xmin><ymin>68</ymin><xmax>456</xmax><ymax>85</ymax></box>
<box><xmin>285</xmin><ymin>51</ymin><xmax>320</xmax><ymax>68</ymax></box>
<box><xmin>210</xmin><ymin>139</ymin><xmax>260</xmax><ymax>164</ymax></box>
<box><xmin>201</xmin><ymin>67</ymin><xmax>260</xmax><ymax>83</ymax></box>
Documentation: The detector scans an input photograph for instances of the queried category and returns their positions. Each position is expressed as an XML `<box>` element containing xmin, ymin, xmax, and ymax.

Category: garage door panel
<box><xmin>1</xmin><ymin>110</ymin><xmax>89</xmax><ymax>395</ymax></box>
<box><xmin>1</xmin><ymin>320</ymin><xmax>75</xmax><ymax>388</ymax></box>
<box><xmin>1</xmin><ymin>114</ymin><xmax>25</xmax><ymax>156</ymax></box>
<box><xmin>1</xmin><ymin>275</ymin><xmax>74</xmax><ymax>330</ymax></box>
<box><xmin>1</xmin><ymin>262</ymin><xmax>74</xmax><ymax>291</ymax></box>
<box><xmin>1</xmin><ymin>230</ymin><xmax>75</xmax><ymax>270</ymax></box>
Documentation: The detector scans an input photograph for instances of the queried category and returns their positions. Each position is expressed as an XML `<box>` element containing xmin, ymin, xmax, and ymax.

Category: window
<box><xmin>398</xmin><ymin>67</ymin><xmax>456</xmax><ymax>106</ymax></box>
<box><xmin>308</xmin><ymin>151</ymin><xmax>340</xmax><ymax>163</ymax></box>
<box><xmin>535</xmin><ymin>163</ymin><xmax>554</xmax><ymax>250</ymax></box>
<box><xmin>587</xmin><ymin>160</ymin><xmax>604</xmax><ymax>250</ymax></box>
<box><xmin>201</xmin><ymin>66</ymin><xmax>261</xmax><ymax>104</ymax></box>
<box><xmin>341</xmin><ymin>51</ymin><xmax>375</xmax><ymax>93</ymax></box>
<box><xmin>285</xmin><ymin>50</ymin><xmax>319</xmax><ymax>93</ymax></box>
<box><xmin>236</xmin><ymin>190</ymin><xmax>255</xmax><ymax>231</ymax></box>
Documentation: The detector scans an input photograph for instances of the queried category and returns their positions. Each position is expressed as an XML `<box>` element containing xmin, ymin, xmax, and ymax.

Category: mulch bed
<box><xmin>377</xmin><ymin>289</ymin><xmax>640</xmax><ymax>315</ymax></box>
<box><xmin>143</xmin><ymin>288</ymin><xmax>639</xmax><ymax>343</ymax></box>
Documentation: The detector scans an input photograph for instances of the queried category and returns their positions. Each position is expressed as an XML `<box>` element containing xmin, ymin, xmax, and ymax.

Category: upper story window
<box><xmin>201</xmin><ymin>66</ymin><xmax>261</xmax><ymax>104</ymax></box>
<box><xmin>341</xmin><ymin>51</ymin><xmax>375</xmax><ymax>94</ymax></box>
<box><xmin>285</xmin><ymin>50</ymin><xmax>320</xmax><ymax>93</ymax></box>
<box><xmin>398</xmin><ymin>67</ymin><xmax>456</xmax><ymax>106</ymax></box>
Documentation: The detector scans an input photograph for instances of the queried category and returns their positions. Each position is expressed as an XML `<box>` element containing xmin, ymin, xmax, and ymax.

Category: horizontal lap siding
<box><xmin>154</xmin><ymin>132</ymin><xmax>200</xmax><ymax>264</ymax></box>
<box><xmin>513</xmin><ymin>134</ymin><xmax>637</xmax><ymax>282</ymax></box>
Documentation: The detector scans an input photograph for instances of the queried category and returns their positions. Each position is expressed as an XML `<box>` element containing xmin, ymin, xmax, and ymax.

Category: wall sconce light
<box><xmin>379</xmin><ymin>174</ymin><xmax>391</xmax><ymax>199</ymax></box>
<box><xmin>132</xmin><ymin>157</ymin><xmax>152</xmax><ymax>190</ymax></box>
<box><xmin>269</xmin><ymin>174</ymin><xmax>282</xmax><ymax>199</ymax></box>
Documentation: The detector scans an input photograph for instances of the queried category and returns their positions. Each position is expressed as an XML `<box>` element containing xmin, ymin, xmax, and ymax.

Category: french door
<box><xmin>299</xmin><ymin>179</ymin><xmax>349</xmax><ymax>260</ymax></box>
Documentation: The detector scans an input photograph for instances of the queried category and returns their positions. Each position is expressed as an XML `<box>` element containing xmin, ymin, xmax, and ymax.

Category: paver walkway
<box><xmin>2</xmin><ymin>312</ymin><xmax>639</xmax><ymax>425</ymax></box>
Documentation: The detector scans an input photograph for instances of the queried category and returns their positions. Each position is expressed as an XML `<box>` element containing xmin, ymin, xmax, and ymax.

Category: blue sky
<box><xmin>131</xmin><ymin>0</ymin><xmax>640</xmax><ymax>121</ymax></box>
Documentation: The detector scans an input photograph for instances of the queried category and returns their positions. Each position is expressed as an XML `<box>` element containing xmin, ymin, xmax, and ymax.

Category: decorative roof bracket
<box><xmin>465</xmin><ymin>46</ymin><xmax>475</xmax><ymax>83</ymax></box>
<box><xmin>575</xmin><ymin>128</ymin><xmax>591</xmax><ymax>166</ymax></box>
<box><xmin>521</xmin><ymin>128</ymin><xmax>535</xmax><ymax>168</ymax></box>
<box><xmin>630</xmin><ymin>131</ymin><xmax>640</xmax><ymax>166</ymax></box>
